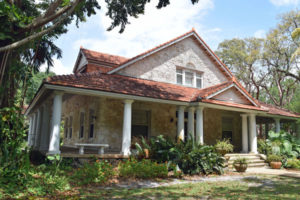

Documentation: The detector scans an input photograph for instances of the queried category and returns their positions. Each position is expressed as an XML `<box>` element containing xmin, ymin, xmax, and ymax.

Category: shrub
<box><xmin>233</xmin><ymin>157</ymin><xmax>248</xmax><ymax>166</ymax></box>
<box><xmin>285</xmin><ymin>158</ymin><xmax>300</xmax><ymax>169</ymax></box>
<box><xmin>215</xmin><ymin>139</ymin><xmax>233</xmax><ymax>155</ymax></box>
<box><xmin>258</xmin><ymin>139</ymin><xmax>270</xmax><ymax>155</ymax></box>
<box><xmin>267</xmin><ymin>154</ymin><xmax>282</xmax><ymax>163</ymax></box>
<box><xmin>72</xmin><ymin>160</ymin><xmax>114</xmax><ymax>185</ymax></box>
<box><xmin>137</xmin><ymin>135</ymin><xmax>225</xmax><ymax>175</ymax></box>
<box><xmin>118</xmin><ymin>158</ymin><xmax>168</xmax><ymax>179</ymax></box>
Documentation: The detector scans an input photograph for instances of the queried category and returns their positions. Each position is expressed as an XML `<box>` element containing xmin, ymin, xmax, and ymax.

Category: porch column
<box><xmin>296</xmin><ymin>123</ymin><xmax>300</xmax><ymax>140</ymax></box>
<box><xmin>275</xmin><ymin>118</ymin><xmax>280</xmax><ymax>133</ymax></box>
<box><xmin>241</xmin><ymin>114</ymin><xmax>248</xmax><ymax>153</ymax></box>
<box><xmin>48</xmin><ymin>92</ymin><xmax>63</xmax><ymax>155</ymax></box>
<box><xmin>249</xmin><ymin>113</ymin><xmax>257</xmax><ymax>154</ymax></box>
<box><xmin>34</xmin><ymin>108</ymin><xmax>42</xmax><ymax>149</ymax></box>
<box><xmin>40</xmin><ymin>104</ymin><xmax>50</xmax><ymax>151</ymax></box>
<box><xmin>196</xmin><ymin>106</ymin><xmax>204</xmax><ymax>145</ymax></box>
<box><xmin>31</xmin><ymin>112</ymin><xmax>38</xmax><ymax>147</ymax></box>
<box><xmin>177</xmin><ymin>106</ymin><xmax>185</xmax><ymax>141</ymax></box>
<box><xmin>187</xmin><ymin>107</ymin><xmax>195</xmax><ymax>140</ymax></box>
<box><xmin>27</xmin><ymin>116</ymin><xmax>33</xmax><ymax>146</ymax></box>
<box><xmin>121</xmin><ymin>99</ymin><xmax>134</xmax><ymax>156</ymax></box>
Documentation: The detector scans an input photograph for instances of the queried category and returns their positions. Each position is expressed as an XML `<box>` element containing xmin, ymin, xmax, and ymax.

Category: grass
<box><xmin>75</xmin><ymin>175</ymin><xmax>300</xmax><ymax>200</ymax></box>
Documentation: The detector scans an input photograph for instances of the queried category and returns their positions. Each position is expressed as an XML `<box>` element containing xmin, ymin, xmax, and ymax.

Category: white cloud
<box><xmin>73</xmin><ymin>0</ymin><xmax>217</xmax><ymax>57</ymax></box>
<box><xmin>269</xmin><ymin>0</ymin><xmax>300</xmax><ymax>6</ymax></box>
<box><xmin>40</xmin><ymin>58</ymin><xmax>72</xmax><ymax>75</ymax></box>
<box><xmin>254</xmin><ymin>29</ymin><xmax>266</xmax><ymax>38</ymax></box>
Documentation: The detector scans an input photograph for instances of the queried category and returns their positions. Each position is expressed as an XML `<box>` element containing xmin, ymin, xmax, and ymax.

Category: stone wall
<box><xmin>117</xmin><ymin>37</ymin><xmax>228</xmax><ymax>88</ymax></box>
<box><xmin>61</xmin><ymin>95</ymin><xmax>242</xmax><ymax>153</ymax></box>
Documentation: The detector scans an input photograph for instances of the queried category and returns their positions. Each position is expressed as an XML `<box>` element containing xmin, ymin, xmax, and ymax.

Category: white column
<box><xmin>177</xmin><ymin>106</ymin><xmax>185</xmax><ymax>141</ymax></box>
<box><xmin>249</xmin><ymin>113</ymin><xmax>257</xmax><ymax>154</ymax></box>
<box><xmin>196</xmin><ymin>106</ymin><xmax>204</xmax><ymax>145</ymax></box>
<box><xmin>121</xmin><ymin>99</ymin><xmax>134</xmax><ymax>156</ymax></box>
<box><xmin>40</xmin><ymin>104</ymin><xmax>50</xmax><ymax>151</ymax></box>
<box><xmin>31</xmin><ymin>112</ymin><xmax>37</xmax><ymax>147</ymax></box>
<box><xmin>34</xmin><ymin>108</ymin><xmax>42</xmax><ymax>149</ymax></box>
<box><xmin>48</xmin><ymin>92</ymin><xmax>63</xmax><ymax>154</ymax></box>
<box><xmin>296</xmin><ymin>123</ymin><xmax>300</xmax><ymax>140</ymax></box>
<box><xmin>187</xmin><ymin>107</ymin><xmax>195</xmax><ymax>140</ymax></box>
<box><xmin>27</xmin><ymin>116</ymin><xmax>33</xmax><ymax>146</ymax></box>
<box><xmin>275</xmin><ymin>118</ymin><xmax>280</xmax><ymax>133</ymax></box>
<box><xmin>241</xmin><ymin>114</ymin><xmax>248</xmax><ymax>153</ymax></box>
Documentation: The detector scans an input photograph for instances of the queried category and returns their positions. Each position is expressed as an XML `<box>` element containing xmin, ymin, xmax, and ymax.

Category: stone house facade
<box><xmin>25</xmin><ymin>29</ymin><xmax>300</xmax><ymax>156</ymax></box>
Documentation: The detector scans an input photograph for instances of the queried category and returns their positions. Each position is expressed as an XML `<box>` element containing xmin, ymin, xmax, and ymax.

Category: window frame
<box><xmin>88</xmin><ymin>109</ymin><xmax>95</xmax><ymax>139</ymax></box>
<box><xmin>79</xmin><ymin>112</ymin><xmax>85</xmax><ymax>139</ymax></box>
<box><xmin>176</xmin><ymin>68</ymin><xmax>203</xmax><ymax>88</ymax></box>
<box><xmin>69</xmin><ymin>116</ymin><xmax>73</xmax><ymax>139</ymax></box>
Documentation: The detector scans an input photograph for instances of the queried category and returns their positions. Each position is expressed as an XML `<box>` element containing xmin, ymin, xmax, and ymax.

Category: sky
<box><xmin>43</xmin><ymin>0</ymin><xmax>300</xmax><ymax>75</ymax></box>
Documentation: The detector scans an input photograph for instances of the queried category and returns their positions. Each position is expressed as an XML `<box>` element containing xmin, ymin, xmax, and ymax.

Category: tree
<box><xmin>216</xmin><ymin>9</ymin><xmax>300</xmax><ymax>108</ymax></box>
<box><xmin>215</xmin><ymin>38</ymin><xmax>265</xmax><ymax>99</ymax></box>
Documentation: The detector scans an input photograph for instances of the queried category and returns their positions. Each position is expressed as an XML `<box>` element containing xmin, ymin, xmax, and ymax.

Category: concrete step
<box><xmin>227</xmin><ymin>156</ymin><xmax>261</xmax><ymax>160</ymax></box>
<box><xmin>229</xmin><ymin>163</ymin><xmax>268</xmax><ymax>169</ymax></box>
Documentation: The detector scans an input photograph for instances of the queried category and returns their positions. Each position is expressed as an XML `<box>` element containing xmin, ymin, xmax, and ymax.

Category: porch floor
<box><xmin>60</xmin><ymin>146</ymin><xmax>128</xmax><ymax>159</ymax></box>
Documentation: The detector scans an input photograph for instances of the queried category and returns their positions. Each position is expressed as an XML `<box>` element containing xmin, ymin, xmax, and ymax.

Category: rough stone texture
<box><xmin>203</xmin><ymin>108</ymin><xmax>242</xmax><ymax>152</ymax></box>
<box><xmin>61</xmin><ymin>95</ymin><xmax>243</xmax><ymax>153</ymax></box>
<box><xmin>213</xmin><ymin>87</ymin><xmax>252</xmax><ymax>105</ymax></box>
<box><xmin>117</xmin><ymin>37</ymin><xmax>228</xmax><ymax>88</ymax></box>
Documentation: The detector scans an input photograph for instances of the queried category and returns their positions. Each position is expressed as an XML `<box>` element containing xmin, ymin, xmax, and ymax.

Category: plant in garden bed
<box><xmin>215</xmin><ymin>139</ymin><xmax>234</xmax><ymax>156</ymax></box>
<box><xmin>285</xmin><ymin>158</ymin><xmax>300</xmax><ymax>170</ymax></box>
<box><xmin>233</xmin><ymin>157</ymin><xmax>248</xmax><ymax>172</ymax></box>
<box><xmin>72</xmin><ymin>160</ymin><xmax>115</xmax><ymax>185</ymax></box>
<box><xmin>118</xmin><ymin>158</ymin><xmax>168</xmax><ymax>179</ymax></box>
<box><xmin>267</xmin><ymin>154</ymin><xmax>283</xmax><ymax>169</ymax></box>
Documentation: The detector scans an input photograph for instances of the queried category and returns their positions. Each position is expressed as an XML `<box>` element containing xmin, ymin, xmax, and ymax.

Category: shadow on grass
<box><xmin>69</xmin><ymin>176</ymin><xmax>300</xmax><ymax>200</ymax></box>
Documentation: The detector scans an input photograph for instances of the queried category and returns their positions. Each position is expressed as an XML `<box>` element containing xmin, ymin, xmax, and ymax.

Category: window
<box><xmin>69</xmin><ymin>116</ymin><xmax>73</xmax><ymax>138</ymax></box>
<box><xmin>64</xmin><ymin>118</ymin><xmax>68</xmax><ymax>138</ymax></box>
<box><xmin>222</xmin><ymin>117</ymin><xmax>233</xmax><ymax>142</ymax></box>
<box><xmin>89</xmin><ymin>109</ymin><xmax>95</xmax><ymax>138</ymax></box>
<box><xmin>176</xmin><ymin>69</ymin><xmax>183</xmax><ymax>85</ymax></box>
<box><xmin>176</xmin><ymin>68</ymin><xmax>203</xmax><ymax>88</ymax></box>
<box><xmin>196</xmin><ymin>73</ymin><xmax>203</xmax><ymax>88</ymax></box>
<box><xmin>132</xmin><ymin>110</ymin><xmax>150</xmax><ymax>139</ymax></box>
<box><xmin>79</xmin><ymin>112</ymin><xmax>84</xmax><ymax>139</ymax></box>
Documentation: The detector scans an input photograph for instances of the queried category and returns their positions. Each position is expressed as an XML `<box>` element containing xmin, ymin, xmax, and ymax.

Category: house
<box><xmin>25</xmin><ymin>29</ymin><xmax>300</xmax><ymax>157</ymax></box>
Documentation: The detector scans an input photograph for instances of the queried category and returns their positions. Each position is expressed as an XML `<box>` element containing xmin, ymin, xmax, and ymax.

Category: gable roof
<box><xmin>107</xmin><ymin>29</ymin><xmax>234</xmax><ymax>80</ymax></box>
<box><xmin>73</xmin><ymin>48</ymin><xmax>128</xmax><ymax>73</ymax></box>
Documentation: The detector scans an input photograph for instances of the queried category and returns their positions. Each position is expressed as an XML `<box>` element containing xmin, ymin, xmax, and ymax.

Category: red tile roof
<box><xmin>81</xmin><ymin>48</ymin><xmax>128</xmax><ymax>65</ymax></box>
<box><xmin>259</xmin><ymin>101</ymin><xmax>300</xmax><ymax>118</ymax></box>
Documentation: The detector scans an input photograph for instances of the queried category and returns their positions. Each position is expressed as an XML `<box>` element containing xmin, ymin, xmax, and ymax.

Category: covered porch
<box><xmin>25</xmin><ymin>88</ymin><xmax>300</xmax><ymax>158</ymax></box>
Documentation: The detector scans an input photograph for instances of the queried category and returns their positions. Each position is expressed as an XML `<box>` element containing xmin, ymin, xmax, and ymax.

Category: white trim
<box><xmin>108</xmin><ymin>32</ymin><xmax>233</xmax><ymax>78</ymax></box>
<box><xmin>205</xmin><ymin>83</ymin><xmax>259</xmax><ymax>107</ymax></box>
<box><xmin>26</xmin><ymin>84</ymin><xmax>299</xmax><ymax>120</ymax></box>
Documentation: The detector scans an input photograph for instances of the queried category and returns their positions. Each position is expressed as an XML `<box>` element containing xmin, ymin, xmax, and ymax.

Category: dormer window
<box><xmin>176</xmin><ymin>68</ymin><xmax>203</xmax><ymax>88</ymax></box>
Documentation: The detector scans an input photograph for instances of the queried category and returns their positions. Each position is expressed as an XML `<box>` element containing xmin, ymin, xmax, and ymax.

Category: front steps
<box><xmin>225</xmin><ymin>153</ymin><xmax>268</xmax><ymax>169</ymax></box>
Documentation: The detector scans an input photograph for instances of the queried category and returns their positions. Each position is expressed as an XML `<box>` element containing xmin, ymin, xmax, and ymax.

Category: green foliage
<box><xmin>285</xmin><ymin>158</ymin><xmax>300</xmax><ymax>169</ymax></box>
<box><xmin>72</xmin><ymin>160</ymin><xmax>114</xmax><ymax>185</ymax></box>
<box><xmin>136</xmin><ymin>135</ymin><xmax>225</xmax><ymax>175</ymax></box>
<box><xmin>233</xmin><ymin>157</ymin><xmax>248</xmax><ymax>166</ymax></box>
<box><xmin>267</xmin><ymin>154</ymin><xmax>282</xmax><ymax>163</ymax></box>
<box><xmin>258</xmin><ymin>131</ymin><xmax>300</xmax><ymax>160</ymax></box>
<box><xmin>0</xmin><ymin>106</ymin><xmax>30</xmax><ymax>189</ymax></box>
<box><xmin>215</xmin><ymin>139</ymin><xmax>234</xmax><ymax>155</ymax></box>
<box><xmin>118</xmin><ymin>158</ymin><xmax>168</xmax><ymax>179</ymax></box>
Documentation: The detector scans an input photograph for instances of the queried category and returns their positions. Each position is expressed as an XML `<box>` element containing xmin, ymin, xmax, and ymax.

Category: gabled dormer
<box><xmin>73</xmin><ymin>47</ymin><xmax>128</xmax><ymax>74</ymax></box>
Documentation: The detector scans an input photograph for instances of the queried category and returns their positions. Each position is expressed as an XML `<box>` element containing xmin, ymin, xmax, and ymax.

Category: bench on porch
<box><xmin>74</xmin><ymin>143</ymin><xmax>109</xmax><ymax>155</ymax></box>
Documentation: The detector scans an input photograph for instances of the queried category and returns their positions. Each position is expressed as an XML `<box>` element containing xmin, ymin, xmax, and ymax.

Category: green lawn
<box><xmin>74</xmin><ymin>175</ymin><xmax>300</xmax><ymax>200</ymax></box>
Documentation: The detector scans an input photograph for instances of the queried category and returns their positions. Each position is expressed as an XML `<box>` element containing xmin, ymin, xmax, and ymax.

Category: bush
<box><xmin>233</xmin><ymin>157</ymin><xmax>248</xmax><ymax>166</ymax></box>
<box><xmin>285</xmin><ymin>158</ymin><xmax>300</xmax><ymax>169</ymax></box>
<box><xmin>118</xmin><ymin>158</ymin><xmax>168</xmax><ymax>179</ymax></box>
<box><xmin>72</xmin><ymin>160</ymin><xmax>114</xmax><ymax>185</ymax></box>
<box><xmin>267</xmin><ymin>154</ymin><xmax>282</xmax><ymax>163</ymax></box>
<box><xmin>215</xmin><ymin>139</ymin><xmax>233</xmax><ymax>155</ymax></box>
<box><xmin>258</xmin><ymin>139</ymin><xmax>270</xmax><ymax>155</ymax></box>
<box><xmin>135</xmin><ymin>135</ymin><xmax>225</xmax><ymax>175</ymax></box>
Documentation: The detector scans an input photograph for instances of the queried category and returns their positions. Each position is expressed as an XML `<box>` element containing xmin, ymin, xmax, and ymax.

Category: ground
<box><xmin>73</xmin><ymin>175</ymin><xmax>300</xmax><ymax>200</ymax></box>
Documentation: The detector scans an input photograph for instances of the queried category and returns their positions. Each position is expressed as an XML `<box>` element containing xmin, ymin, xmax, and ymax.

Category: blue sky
<box><xmin>45</xmin><ymin>0</ymin><xmax>299</xmax><ymax>74</ymax></box>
